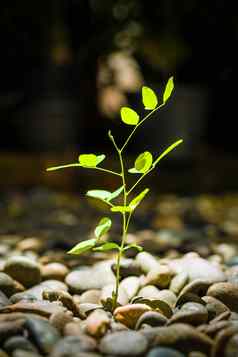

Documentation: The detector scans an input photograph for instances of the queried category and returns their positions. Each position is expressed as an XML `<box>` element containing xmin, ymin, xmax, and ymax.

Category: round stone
<box><xmin>0</xmin><ymin>272</ymin><xmax>25</xmax><ymax>297</ymax></box>
<box><xmin>41</xmin><ymin>263</ymin><xmax>69</xmax><ymax>281</ymax></box>
<box><xmin>136</xmin><ymin>311</ymin><xmax>168</xmax><ymax>329</ymax></box>
<box><xmin>78</xmin><ymin>290</ymin><xmax>101</xmax><ymax>304</ymax></box>
<box><xmin>168</xmin><ymin>254</ymin><xmax>226</xmax><ymax>283</ymax></box>
<box><xmin>168</xmin><ymin>302</ymin><xmax>208</xmax><ymax>326</ymax></box>
<box><xmin>145</xmin><ymin>265</ymin><xmax>173</xmax><ymax>289</ymax></box>
<box><xmin>86</xmin><ymin>309</ymin><xmax>110</xmax><ymax>338</ymax></box>
<box><xmin>24</xmin><ymin>317</ymin><xmax>60</xmax><ymax>354</ymax></box>
<box><xmin>147</xmin><ymin>347</ymin><xmax>186</xmax><ymax>357</ymax></box>
<box><xmin>65</xmin><ymin>263</ymin><xmax>115</xmax><ymax>293</ymax></box>
<box><xmin>136</xmin><ymin>252</ymin><xmax>160</xmax><ymax>273</ymax></box>
<box><xmin>51</xmin><ymin>335</ymin><xmax>97</xmax><ymax>356</ymax></box>
<box><xmin>4</xmin><ymin>256</ymin><xmax>41</xmax><ymax>288</ymax></box>
<box><xmin>170</xmin><ymin>272</ymin><xmax>188</xmax><ymax>295</ymax></box>
<box><xmin>3</xmin><ymin>336</ymin><xmax>37</xmax><ymax>354</ymax></box>
<box><xmin>100</xmin><ymin>330</ymin><xmax>148</xmax><ymax>356</ymax></box>
<box><xmin>114</xmin><ymin>304</ymin><xmax>151</xmax><ymax>329</ymax></box>
<box><xmin>207</xmin><ymin>282</ymin><xmax>238</xmax><ymax>312</ymax></box>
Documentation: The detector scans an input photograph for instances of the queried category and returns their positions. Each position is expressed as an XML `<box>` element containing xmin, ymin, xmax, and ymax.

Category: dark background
<box><xmin>0</xmin><ymin>0</ymin><xmax>237</xmax><ymax>192</ymax></box>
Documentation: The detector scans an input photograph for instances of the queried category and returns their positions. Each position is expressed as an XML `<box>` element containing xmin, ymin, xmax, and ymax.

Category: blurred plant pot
<box><xmin>135</xmin><ymin>83</ymin><xmax>209</xmax><ymax>161</ymax></box>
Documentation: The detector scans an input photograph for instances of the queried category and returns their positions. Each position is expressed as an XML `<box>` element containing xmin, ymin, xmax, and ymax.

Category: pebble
<box><xmin>42</xmin><ymin>289</ymin><xmax>82</xmax><ymax>317</ymax></box>
<box><xmin>156</xmin><ymin>290</ymin><xmax>177</xmax><ymax>309</ymax></box>
<box><xmin>51</xmin><ymin>335</ymin><xmax>97</xmax><ymax>356</ymax></box>
<box><xmin>168</xmin><ymin>302</ymin><xmax>208</xmax><ymax>326</ymax></box>
<box><xmin>78</xmin><ymin>290</ymin><xmax>101</xmax><ymax>304</ymax></box>
<box><xmin>202</xmin><ymin>295</ymin><xmax>229</xmax><ymax>320</ymax></box>
<box><xmin>138</xmin><ymin>285</ymin><xmax>161</xmax><ymax>300</ymax></box>
<box><xmin>24</xmin><ymin>316</ymin><xmax>60</xmax><ymax>354</ymax></box>
<box><xmin>12</xmin><ymin>351</ymin><xmax>42</xmax><ymax>357</ymax></box>
<box><xmin>114</xmin><ymin>304</ymin><xmax>151</xmax><ymax>329</ymax></box>
<box><xmin>170</xmin><ymin>272</ymin><xmax>188</xmax><ymax>295</ymax></box>
<box><xmin>150</xmin><ymin>323</ymin><xmax>213</xmax><ymax>354</ymax></box>
<box><xmin>10</xmin><ymin>280</ymin><xmax>68</xmax><ymax>302</ymax></box>
<box><xmin>119</xmin><ymin>276</ymin><xmax>140</xmax><ymax>300</ymax></box>
<box><xmin>101</xmin><ymin>284</ymin><xmax>129</xmax><ymax>306</ymax></box>
<box><xmin>145</xmin><ymin>265</ymin><xmax>173</xmax><ymax>289</ymax></box>
<box><xmin>213</xmin><ymin>243</ymin><xmax>237</xmax><ymax>262</ymax></box>
<box><xmin>0</xmin><ymin>320</ymin><xmax>25</xmax><ymax>344</ymax></box>
<box><xmin>111</xmin><ymin>258</ymin><xmax>142</xmax><ymax>278</ymax></box>
<box><xmin>0</xmin><ymin>272</ymin><xmax>25</xmax><ymax>297</ymax></box>
<box><xmin>1</xmin><ymin>300</ymin><xmax>68</xmax><ymax>318</ymax></box>
<box><xmin>212</xmin><ymin>325</ymin><xmax>238</xmax><ymax>357</ymax></box>
<box><xmin>136</xmin><ymin>252</ymin><xmax>160</xmax><ymax>273</ymax></box>
<box><xmin>176</xmin><ymin>292</ymin><xmax>205</xmax><ymax>308</ymax></box>
<box><xmin>207</xmin><ymin>282</ymin><xmax>238</xmax><ymax>312</ymax></box>
<box><xmin>100</xmin><ymin>330</ymin><xmax>148</xmax><ymax>356</ymax></box>
<box><xmin>41</xmin><ymin>263</ymin><xmax>69</xmax><ymax>281</ymax></box>
<box><xmin>64</xmin><ymin>321</ymin><xmax>85</xmax><ymax>336</ymax></box>
<box><xmin>3</xmin><ymin>336</ymin><xmax>37</xmax><ymax>354</ymax></box>
<box><xmin>224</xmin><ymin>333</ymin><xmax>238</xmax><ymax>357</ymax></box>
<box><xmin>16</xmin><ymin>238</ymin><xmax>43</xmax><ymax>253</ymax></box>
<box><xmin>78</xmin><ymin>303</ymin><xmax>102</xmax><ymax>318</ymax></box>
<box><xmin>178</xmin><ymin>279</ymin><xmax>212</xmax><ymax>298</ymax></box>
<box><xmin>0</xmin><ymin>290</ymin><xmax>9</xmax><ymax>307</ymax></box>
<box><xmin>86</xmin><ymin>309</ymin><xmax>110</xmax><ymax>338</ymax></box>
<box><xmin>135</xmin><ymin>311</ymin><xmax>168</xmax><ymax>329</ymax></box>
<box><xmin>168</xmin><ymin>253</ymin><xmax>226</xmax><ymax>283</ymax></box>
<box><xmin>4</xmin><ymin>256</ymin><xmax>42</xmax><ymax>288</ymax></box>
<box><xmin>49</xmin><ymin>310</ymin><xmax>74</xmax><ymax>331</ymax></box>
<box><xmin>65</xmin><ymin>262</ymin><xmax>115</xmax><ymax>293</ymax></box>
<box><xmin>147</xmin><ymin>347</ymin><xmax>186</xmax><ymax>357</ymax></box>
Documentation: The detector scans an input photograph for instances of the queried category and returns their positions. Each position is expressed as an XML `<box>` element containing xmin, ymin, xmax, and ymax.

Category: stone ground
<box><xmin>1</xmin><ymin>188</ymin><xmax>238</xmax><ymax>356</ymax></box>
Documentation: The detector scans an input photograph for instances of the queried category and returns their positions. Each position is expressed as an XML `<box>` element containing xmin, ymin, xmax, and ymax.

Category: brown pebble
<box><xmin>207</xmin><ymin>282</ymin><xmax>238</xmax><ymax>313</ymax></box>
<box><xmin>41</xmin><ymin>263</ymin><xmax>69</xmax><ymax>281</ymax></box>
<box><xmin>114</xmin><ymin>303</ymin><xmax>151</xmax><ymax>329</ymax></box>
<box><xmin>49</xmin><ymin>310</ymin><xmax>74</xmax><ymax>331</ymax></box>
<box><xmin>86</xmin><ymin>309</ymin><xmax>110</xmax><ymax>338</ymax></box>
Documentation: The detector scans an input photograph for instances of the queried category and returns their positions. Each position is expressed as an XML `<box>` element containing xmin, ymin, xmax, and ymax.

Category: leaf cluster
<box><xmin>47</xmin><ymin>77</ymin><xmax>182</xmax><ymax>258</ymax></box>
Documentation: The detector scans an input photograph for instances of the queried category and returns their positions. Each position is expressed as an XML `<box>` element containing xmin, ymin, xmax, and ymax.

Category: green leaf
<box><xmin>86</xmin><ymin>186</ymin><xmax>123</xmax><ymax>203</ymax></box>
<box><xmin>67</xmin><ymin>238</ymin><xmax>96</xmax><ymax>255</ymax></box>
<box><xmin>94</xmin><ymin>217</ymin><xmax>112</xmax><ymax>239</ymax></box>
<box><xmin>135</xmin><ymin>151</ymin><xmax>153</xmax><ymax>173</ymax></box>
<box><xmin>109</xmin><ymin>186</ymin><xmax>124</xmax><ymax>201</ymax></box>
<box><xmin>86</xmin><ymin>189</ymin><xmax>112</xmax><ymax>201</ymax></box>
<box><xmin>79</xmin><ymin>154</ymin><xmax>106</xmax><ymax>167</ymax></box>
<box><xmin>93</xmin><ymin>242</ymin><xmax>120</xmax><ymax>252</ymax></box>
<box><xmin>96</xmin><ymin>154</ymin><xmax>106</xmax><ymax>165</ymax></box>
<box><xmin>111</xmin><ymin>206</ymin><xmax>132</xmax><ymax>213</ymax></box>
<box><xmin>142</xmin><ymin>86</ymin><xmax>158</xmax><ymax>110</ymax></box>
<box><xmin>123</xmin><ymin>243</ymin><xmax>143</xmax><ymax>252</ymax></box>
<box><xmin>129</xmin><ymin>188</ymin><xmax>150</xmax><ymax>210</ymax></box>
<box><xmin>79</xmin><ymin>154</ymin><xmax>97</xmax><ymax>167</ymax></box>
<box><xmin>128</xmin><ymin>152</ymin><xmax>153</xmax><ymax>174</ymax></box>
<box><xmin>120</xmin><ymin>107</ymin><xmax>139</xmax><ymax>126</ymax></box>
<box><xmin>153</xmin><ymin>139</ymin><xmax>183</xmax><ymax>167</ymax></box>
<box><xmin>163</xmin><ymin>76</ymin><xmax>174</xmax><ymax>104</ymax></box>
<box><xmin>128</xmin><ymin>167</ymin><xmax>140</xmax><ymax>174</ymax></box>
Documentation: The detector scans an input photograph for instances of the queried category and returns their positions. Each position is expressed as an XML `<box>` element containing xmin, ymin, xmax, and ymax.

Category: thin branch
<box><xmin>47</xmin><ymin>163</ymin><xmax>121</xmax><ymax>177</ymax></box>
<box><xmin>120</xmin><ymin>103</ymin><xmax>165</xmax><ymax>152</ymax></box>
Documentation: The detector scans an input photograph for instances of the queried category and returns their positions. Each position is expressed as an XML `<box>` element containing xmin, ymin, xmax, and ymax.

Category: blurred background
<box><xmin>0</xmin><ymin>0</ymin><xmax>237</xmax><ymax>193</ymax></box>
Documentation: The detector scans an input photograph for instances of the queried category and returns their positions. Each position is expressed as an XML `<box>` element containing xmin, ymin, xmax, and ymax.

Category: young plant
<box><xmin>47</xmin><ymin>77</ymin><xmax>183</xmax><ymax>310</ymax></box>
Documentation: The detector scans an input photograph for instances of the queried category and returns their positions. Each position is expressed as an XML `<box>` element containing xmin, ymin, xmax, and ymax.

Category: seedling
<box><xmin>47</xmin><ymin>77</ymin><xmax>183</xmax><ymax>309</ymax></box>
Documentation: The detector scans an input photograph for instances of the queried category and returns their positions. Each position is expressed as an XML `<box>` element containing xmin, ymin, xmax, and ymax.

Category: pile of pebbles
<box><xmin>0</xmin><ymin>189</ymin><xmax>238</xmax><ymax>356</ymax></box>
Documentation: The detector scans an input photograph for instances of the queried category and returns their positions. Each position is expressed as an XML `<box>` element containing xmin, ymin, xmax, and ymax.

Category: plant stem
<box><xmin>120</xmin><ymin>104</ymin><xmax>164</xmax><ymax>152</ymax></box>
<box><xmin>47</xmin><ymin>163</ymin><xmax>121</xmax><ymax>176</ymax></box>
<box><xmin>109</xmin><ymin>133</ymin><xmax>129</xmax><ymax>309</ymax></box>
